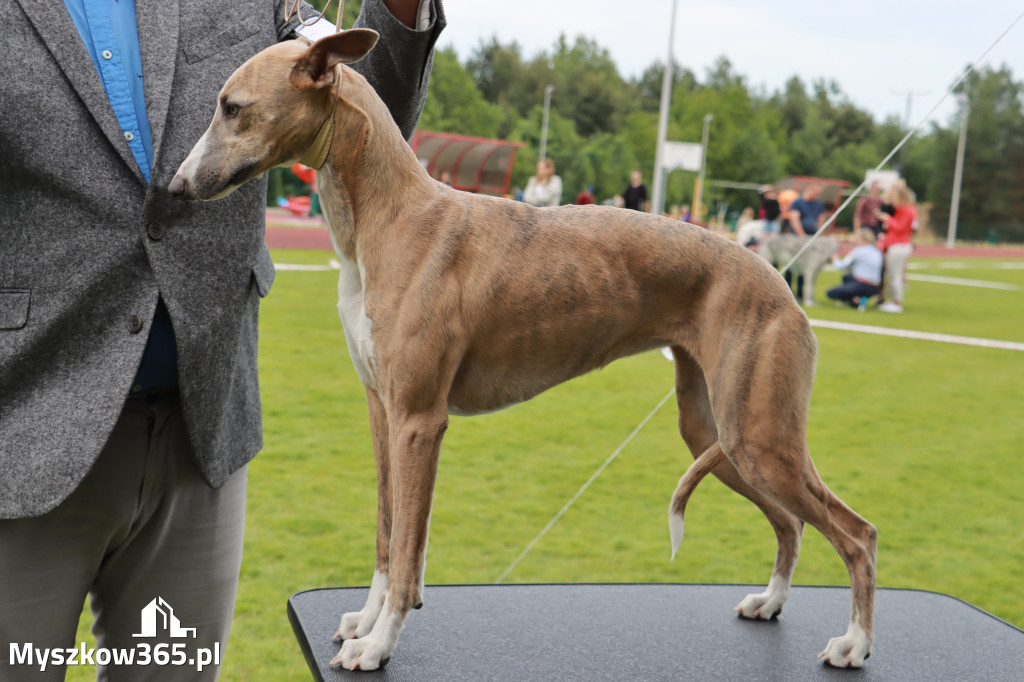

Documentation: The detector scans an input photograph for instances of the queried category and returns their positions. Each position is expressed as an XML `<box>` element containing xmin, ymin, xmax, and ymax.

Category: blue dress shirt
<box><xmin>64</xmin><ymin>0</ymin><xmax>153</xmax><ymax>181</ymax></box>
<box><xmin>65</xmin><ymin>0</ymin><xmax>178</xmax><ymax>393</ymax></box>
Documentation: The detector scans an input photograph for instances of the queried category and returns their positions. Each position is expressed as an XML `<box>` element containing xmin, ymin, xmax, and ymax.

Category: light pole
<box><xmin>651</xmin><ymin>0</ymin><xmax>680</xmax><ymax>216</ymax></box>
<box><xmin>947</xmin><ymin>93</ymin><xmax>970</xmax><ymax>248</ymax></box>
<box><xmin>694</xmin><ymin>113</ymin><xmax>712</xmax><ymax>224</ymax></box>
<box><xmin>892</xmin><ymin>89</ymin><xmax>929</xmax><ymax>172</ymax></box>
<box><xmin>539</xmin><ymin>84</ymin><xmax>555</xmax><ymax>162</ymax></box>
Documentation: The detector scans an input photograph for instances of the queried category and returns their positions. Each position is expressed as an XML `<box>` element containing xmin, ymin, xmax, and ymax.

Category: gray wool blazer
<box><xmin>0</xmin><ymin>0</ymin><xmax>445</xmax><ymax>518</ymax></box>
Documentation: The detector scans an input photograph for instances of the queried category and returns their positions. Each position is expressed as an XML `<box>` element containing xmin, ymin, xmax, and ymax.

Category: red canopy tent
<box><xmin>410</xmin><ymin>131</ymin><xmax>524</xmax><ymax>196</ymax></box>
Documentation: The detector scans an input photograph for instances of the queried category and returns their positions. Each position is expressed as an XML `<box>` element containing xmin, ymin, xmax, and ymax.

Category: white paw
<box><xmin>734</xmin><ymin>577</ymin><xmax>789</xmax><ymax>620</ymax></box>
<box><xmin>331</xmin><ymin>635</ymin><xmax>390</xmax><ymax>671</ymax></box>
<box><xmin>818</xmin><ymin>623</ymin><xmax>871</xmax><ymax>668</ymax></box>
<box><xmin>334</xmin><ymin>609</ymin><xmax>376</xmax><ymax>641</ymax></box>
<box><xmin>334</xmin><ymin>570</ymin><xmax>388</xmax><ymax>641</ymax></box>
<box><xmin>734</xmin><ymin>591</ymin><xmax>786</xmax><ymax>620</ymax></box>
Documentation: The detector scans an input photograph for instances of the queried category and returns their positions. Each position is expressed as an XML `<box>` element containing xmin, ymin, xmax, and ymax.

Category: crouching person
<box><xmin>827</xmin><ymin>228</ymin><xmax>883</xmax><ymax>308</ymax></box>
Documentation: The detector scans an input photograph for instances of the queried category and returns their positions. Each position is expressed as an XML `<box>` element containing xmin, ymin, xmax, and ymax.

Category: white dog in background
<box><xmin>758</xmin><ymin>233</ymin><xmax>840</xmax><ymax>306</ymax></box>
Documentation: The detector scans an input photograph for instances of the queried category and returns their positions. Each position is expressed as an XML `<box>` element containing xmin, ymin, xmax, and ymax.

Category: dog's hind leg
<box><xmin>706</xmin><ymin>324</ymin><xmax>876</xmax><ymax>667</ymax></box>
<box><xmin>336</xmin><ymin>386</ymin><xmax>393</xmax><ymax>642</ymax></box>
<box><xmin>335</xmin><ymin>405</ymin><xmax>448</xmax><ymax>671</ymax></box>
<box><xmin>730</xmin><ymin>437</ymin><xmax>877</xmax><ymax>666</ymax></box>
<box><xmin>670</xmin><ymin>347</ymin><xmax>805</xmax><ymax>621</ymax></box>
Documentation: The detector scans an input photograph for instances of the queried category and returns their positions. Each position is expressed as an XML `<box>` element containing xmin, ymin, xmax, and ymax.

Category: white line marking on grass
<box><xmin>905</xmin><ymin>274</ymin><xmax>1019</xmax><ymax>290</ymax></box>
<box><xmin>495</xmin><ymin>388</ymin><xmax>676</xmax><ymax>584</ymax></box>
<box><xmin>809</xmin><ymin>319</ymin><xmax>1024</xmax><ymax>352</ymax></box>
<box><xmin>908</xmin><ymin>261</ymin><xmax>970</xmax><ymax>270</ymax></box>
<box><xmin>274</xmin><ymin>263</ymin><xmax>333</xmax><ymax>271</ymax></box>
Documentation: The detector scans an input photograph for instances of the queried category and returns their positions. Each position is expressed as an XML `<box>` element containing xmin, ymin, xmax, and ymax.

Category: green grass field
<box><xmin>71</xmin><ymin>252</ymin><xmax>1024</xmax><ymax>680</ymax></box>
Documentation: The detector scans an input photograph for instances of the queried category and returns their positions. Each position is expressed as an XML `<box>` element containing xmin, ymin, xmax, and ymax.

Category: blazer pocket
<box><xmin>0</xmin><ymin>289</ymin><xmax>31</xmax><ymax>330</ymax></box>
<box><xmin>251</xmin><ymin>246</ymin><xmax>276</xmax><ymax>298</ymax></box>
<box><xmin>183</xmin><ymin>17</ymin><xmax>261</xmax><ymax>64</ymax></box>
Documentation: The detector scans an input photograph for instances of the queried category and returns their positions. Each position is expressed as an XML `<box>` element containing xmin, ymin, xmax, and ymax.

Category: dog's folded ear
<box><xmin>290</xmin><ymin>28</ymin><xmax>380</xmax><ymax>90</ymax></box>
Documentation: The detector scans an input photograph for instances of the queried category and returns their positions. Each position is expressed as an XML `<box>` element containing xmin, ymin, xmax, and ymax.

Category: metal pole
<box><xmin>694</xmin><ymin>113</ymin><xmax>712</xmax><ymax>224</ymax></box>
<box><xmin>892</xmin><ymin>89</ymin><xmax>929</xmax><ymax>172</ymax></box>
<box><xmin>900</xmin><ymin>91</ymin><xmax>913</xmax><ymax>172</ymax></box>
<box><xmin>539</xmin><ymin>84</ymin><xmax>554</xmax><ymax>162</ymax></box>
<box><xmin>947</xmin><ymin>94</ymin><xmax>970</xmax><ymax>248</ymax></box>
<box><xmin>651</xmin><ymin>0</ymin><xmax>679</xmax><ymax>215</ymax></box>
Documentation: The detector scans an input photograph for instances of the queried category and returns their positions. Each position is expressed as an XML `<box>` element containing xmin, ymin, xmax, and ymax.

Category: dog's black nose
<box><xmin>168</xmin><ymin>174</ymin><xmax>187</xmax><ymax>198</ymax></box>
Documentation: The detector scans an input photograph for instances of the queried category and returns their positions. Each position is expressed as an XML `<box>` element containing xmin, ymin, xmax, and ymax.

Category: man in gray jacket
<box><xmin>0</xmin><ymin>0</ymin><xmax>443</xmax><ymax>679</ymax></box>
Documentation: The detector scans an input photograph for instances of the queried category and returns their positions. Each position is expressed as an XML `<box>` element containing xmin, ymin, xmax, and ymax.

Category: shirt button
<box><xmin>123</xmin><ymin>131</ymin><xmax>135</xmax><ymax>141</ymax></box>
<box><xmin>147</xmin><ymin>222</ymin><xmax>165</xmax><ymax>241</ymax></box>
<box><xmin>101</xmin><ymin>50</ymin><xmax>113</xmax><ymax>60</ymax></box>
<box><xmin>127</xmin><ymin>315</ymin><xmax>144</xmax><ymax>334</ymax></box>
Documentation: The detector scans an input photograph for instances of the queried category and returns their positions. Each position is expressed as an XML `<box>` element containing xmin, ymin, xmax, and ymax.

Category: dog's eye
<box><xmin>224</xmin><ymin>103</ymin><xmax>240</xmax><ymax>118</ymax></box>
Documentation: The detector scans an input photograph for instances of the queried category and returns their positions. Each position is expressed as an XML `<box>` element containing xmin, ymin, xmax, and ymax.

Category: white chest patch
<box><xmin>332</xmin><ymin>245</ymin><xmax>377</xmax><ymax>390</ymax></box>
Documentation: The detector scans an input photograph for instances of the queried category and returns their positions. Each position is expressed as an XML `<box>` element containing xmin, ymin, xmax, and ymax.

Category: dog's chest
<box><xmin>334</xmin><ymin>253</ymin><xmax>377</xmax><ymax>389</ymax></box>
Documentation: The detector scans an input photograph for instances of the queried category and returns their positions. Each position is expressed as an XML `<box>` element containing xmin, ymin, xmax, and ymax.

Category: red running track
<box><xmin>265</xmin><ymin>222</ymin><xmax>1024</xmax><ymax>259</ymax></box>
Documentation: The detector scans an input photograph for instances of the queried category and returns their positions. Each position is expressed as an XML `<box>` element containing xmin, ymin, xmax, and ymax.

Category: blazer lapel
<box><xmin>14</xmin><ymin>0</ymin><xmax>145</xmax><ymax>183</ymax></box>
<box><xmin>136</xmin><ymin>0</ymin><xmax>180</xmax><ymax>177</ymax></box>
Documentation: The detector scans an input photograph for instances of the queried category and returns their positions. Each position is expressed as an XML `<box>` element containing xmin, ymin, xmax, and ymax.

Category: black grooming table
<box><xmin>288</xmin><ymin>584</ymin><xmax>1024</xmax><ymax>681</ymax></box>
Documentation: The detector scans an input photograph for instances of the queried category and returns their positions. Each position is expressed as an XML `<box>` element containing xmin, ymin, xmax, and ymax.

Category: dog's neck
<box><xmin>318</xmin><ymin>66</ymin><xmax>436</xmax><ymax>262</ymax></box>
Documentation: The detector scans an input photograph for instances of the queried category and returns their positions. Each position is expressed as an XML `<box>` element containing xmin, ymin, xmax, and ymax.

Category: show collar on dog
<box><xmin>293</xmin><ymin>3</ymin><xmax>342</xmax><ymax>170</ymax></box>
<box><xmin>298</xmin><ymin>82</ymin><xmax>338</xmax><ymax>170</ymax></box>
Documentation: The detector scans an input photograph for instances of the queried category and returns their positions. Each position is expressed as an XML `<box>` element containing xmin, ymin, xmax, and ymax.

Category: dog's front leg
<box><xmin>336</xmin><ymin>407</ymin><xmax>448</xmax><ymax>671</ymax></box>
<box><xmin>334</xmin><ymin>387</ymin><xmax>392</xmax><ymax>643</ymax></box>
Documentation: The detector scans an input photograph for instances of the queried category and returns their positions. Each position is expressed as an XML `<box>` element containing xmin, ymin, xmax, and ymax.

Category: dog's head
<box><xmin>168</xmin><ymin>29</ymin><xmax>378</xmax><ymax>200</ymax></box>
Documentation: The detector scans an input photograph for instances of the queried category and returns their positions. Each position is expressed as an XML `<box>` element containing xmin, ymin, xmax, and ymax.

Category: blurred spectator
<box><xmin>827</xmin><ymin>228</ymin><xmax>883</xmax><ymax>308</ymax></box>
<box><xmin>736</xmin><ymin>207</ymin><xmax>755</xmax><ymax>230</ymax></box>
<box><xmin>623</xmin><ymin>170</ymin><xmax>649</xmax><ymax>211</ymax></box>
<box><xmin>680</xmin><ymin>203</ymin><xmax>692</xmax><ymax>222</ymax></box>
<box><xmin>759</xmin><ymin>185</ymin><xmax>781</xmax><ymax>234</ymax></box>
<box><xmin>439</xmin><ymin>170</ymin><xmax>452</xmax><ymax>186</ymax></box>
<box><xmin>876</xmin><ymin>181</ymin><xmax>917</xmax><ymax>313</ymax></box>
<box><xmin>854</xmin><ymin>181</ymin><xmax>883</xmax><ymax>237</ymax></box>
<box><xmin>523</xmin><ymin>159</ymin><xmax>562</xmax><ymax>207</ymax></box>
<box><xmin>574</xmin><ymin>185</ymin><xmax>595</xmax><ymax>205</ymax></box>
<box><xmin>787</xmin><ymin>184</ymin><xmax>825</xmax><ymax>236</ymax></box>
<box><xmin>778</xmin><ymin>188</ymin><xmax>799</xmax><ymax>216</ymax></box>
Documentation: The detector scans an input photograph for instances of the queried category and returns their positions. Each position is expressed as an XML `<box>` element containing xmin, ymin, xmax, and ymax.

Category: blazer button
<box><xmin>127</xmin><ymin>315</ymin><xmax>144</xmax><ymax>334</ymax></box>
<box><xmin>147</xmin><ymin>222</ymin><xmax>165</xmax><ymax>240</ymax></box>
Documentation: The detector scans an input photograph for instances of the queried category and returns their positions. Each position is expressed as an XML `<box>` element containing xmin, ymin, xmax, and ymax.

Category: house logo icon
<box><xmin>132</xmin><ymin>597</ymin><xmax>197</xmax><ymax>639</ymax></box>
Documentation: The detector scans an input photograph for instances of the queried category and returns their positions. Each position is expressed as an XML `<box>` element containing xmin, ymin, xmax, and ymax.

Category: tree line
<box><xmin>295</xmin><ymin>0</ymin><xmax>1024</xmax><ymax>243</ymax></box>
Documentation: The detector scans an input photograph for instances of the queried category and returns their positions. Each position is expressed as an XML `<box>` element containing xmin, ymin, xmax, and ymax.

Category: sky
<box><xmin>436</xmin><ymin>0</ymin><xmax>1024</xmax><ymax>130</ymax></box>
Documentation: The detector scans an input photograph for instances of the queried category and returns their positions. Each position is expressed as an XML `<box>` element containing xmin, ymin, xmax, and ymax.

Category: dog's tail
<box><xmin>669</xmin><ymin>442</ymin><xmax>726</xmax><ymax>560</ymax></box>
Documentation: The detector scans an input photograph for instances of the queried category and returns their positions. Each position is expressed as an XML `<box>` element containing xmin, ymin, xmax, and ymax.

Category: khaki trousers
<box><xmin>885</xmin><ymin>242</ymin><xmax>914</xmax><ymax>304</ymax></box>
<box><xmin>0</xmin><ymin>391</ymin><xmax>247</xmax><ymax>681</ymax></box>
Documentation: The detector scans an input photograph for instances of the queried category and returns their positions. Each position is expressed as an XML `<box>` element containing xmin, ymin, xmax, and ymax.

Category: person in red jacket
<box><xmin>875</xmin><ymin>181</ymin><xmax>917</xmax><ymax>313</ymax></box>
<box><xmin>574</xmin><ymin>185</ymin><xmax>595</xmax><ymax>205</ymax></box>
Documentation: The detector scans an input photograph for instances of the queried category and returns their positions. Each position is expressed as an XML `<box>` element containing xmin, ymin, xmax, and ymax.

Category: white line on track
<box><xmin>808</xmin><ymin>319</ymin><xmax>1024</xmax><ymax>352</ymax></box>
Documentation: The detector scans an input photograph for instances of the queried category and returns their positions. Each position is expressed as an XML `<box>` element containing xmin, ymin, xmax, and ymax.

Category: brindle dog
<box><xmin>170</xmin><ymin>32</ymin><xmax>877</xmax><ymax>671</ymax></box>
